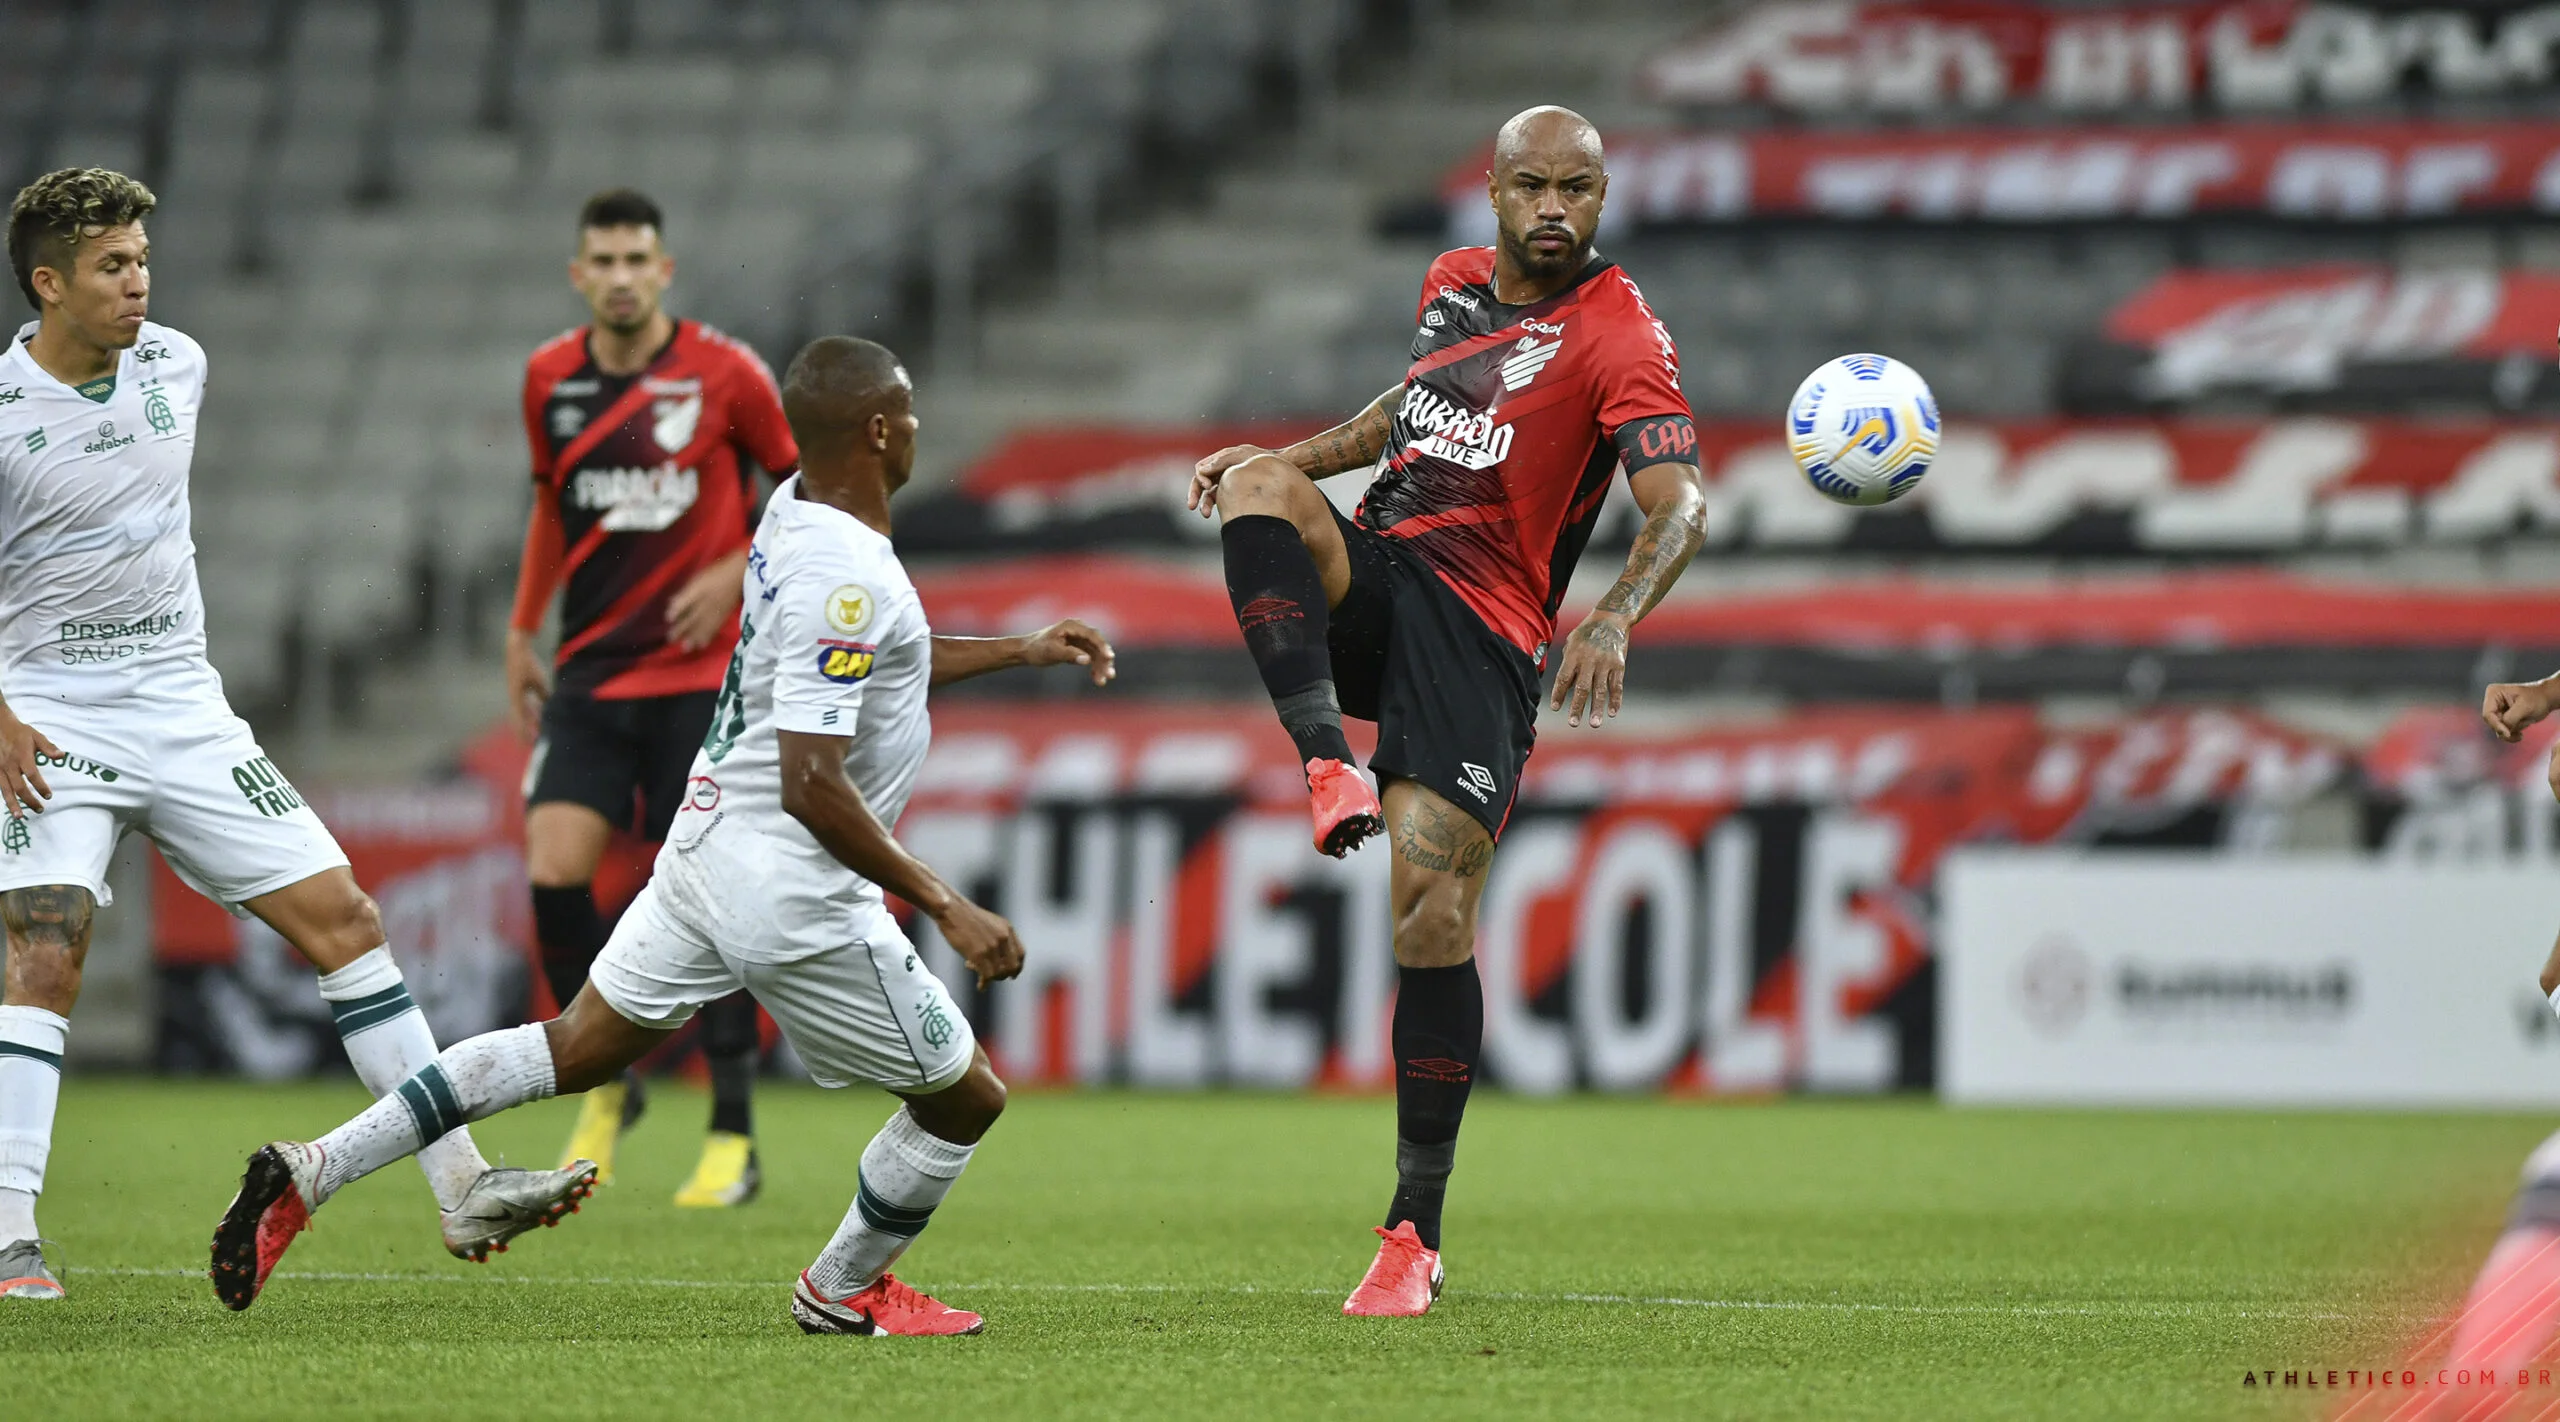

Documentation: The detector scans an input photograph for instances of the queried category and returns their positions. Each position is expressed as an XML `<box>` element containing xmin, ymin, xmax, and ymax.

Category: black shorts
<box><xmin>1326</xmin><ymin>505</ymin><xmax>1541</xmax><ymax>841</ymax></box>
<box><xmin>525</xmin><ymin>689</ymin><xmax>719</xmax><ymax>842</ymax></box>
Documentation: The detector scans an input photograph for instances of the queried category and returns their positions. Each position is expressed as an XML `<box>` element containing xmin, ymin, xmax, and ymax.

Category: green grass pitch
<box><xmin>4</xmin><ymin>1080</ymin><xmax>2550</xmax><ymax>1420</ymax></box>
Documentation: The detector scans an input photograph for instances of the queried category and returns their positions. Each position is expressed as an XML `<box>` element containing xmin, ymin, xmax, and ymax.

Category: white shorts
<box><xmin>588</xmin><ymin>841</ymin><xmax>975</xmax><ymax>1093</ymax></box>
<box><xmin>0</xmin><ymin>690</ymin><xmax>348</xmax><ymax>911</ymax></box>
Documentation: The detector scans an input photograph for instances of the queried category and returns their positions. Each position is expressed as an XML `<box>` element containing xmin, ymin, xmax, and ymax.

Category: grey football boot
<box><xmin>0</xmin><ymin>1237</ymin><xmax>61</xmax><ymax>1299</ymax></box>
<box><xmin>440</xmin><ymin>1161</ymin><xmax>600</xmax><ymax>1263</ymax></box>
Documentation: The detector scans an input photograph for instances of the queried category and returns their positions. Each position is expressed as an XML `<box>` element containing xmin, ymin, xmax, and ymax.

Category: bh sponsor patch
<box><xmin>817</xmin><ymin>639</ymin><xmax>876</xmax><ymax>684</ymax></box>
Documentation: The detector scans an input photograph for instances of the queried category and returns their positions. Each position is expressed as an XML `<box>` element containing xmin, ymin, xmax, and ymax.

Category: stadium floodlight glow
<box><xmin>1786</xmin><ymin>353</ymin><xmax>1940</xmax><ymax>507</ymax></box>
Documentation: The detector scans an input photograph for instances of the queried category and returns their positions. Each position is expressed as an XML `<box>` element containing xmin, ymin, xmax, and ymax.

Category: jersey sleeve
<box><xmin>1597</xmin><ymin>288</ymin><xmax>1697</xmax><ymax>474</ymax></box>
<box><xmin>520</xmin><ymin>360</ymin><xmax>555</xmax><ymax>485</ymax></box>
<box><xmin>726</xmin><ymin>344</ymin><xmax>800</xmax><ymax>477</ymax></box>
<box><xmin>766</xmin><ymin>547</ymin><xmax>906</xmax><ymax>737</ymax></box>
<box><xmin>1414</xmin><ymin>250</ymin><xmax>1462</xmax><ymax>324</ymax></box>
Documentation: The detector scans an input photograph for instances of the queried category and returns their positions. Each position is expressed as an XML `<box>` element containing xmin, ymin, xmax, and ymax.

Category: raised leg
<box><xmin>245</xmin><ymin>867</ymin><xmax>494</xmax><ymax>1210</ymax></box>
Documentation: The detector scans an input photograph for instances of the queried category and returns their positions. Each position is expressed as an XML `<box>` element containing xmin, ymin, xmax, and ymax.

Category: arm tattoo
<box><xmin>1283</xmin><ymin>386</ymin><xmax>1400</xmax><ymax>479</ymax></box>
<box><xmin>1594</xmin><ymin>490</ymin><xmax>1708</xmax><ymax>625</ymax></box>
<box><xmin>1</xmin><ymin>884</ymin><xmax>96</xmax><ymax>955</ymax></box>
<box><xmin>1392</xmin><ymin>800</ymin><xmax>1493</xmax><ymax>879</ymax></box>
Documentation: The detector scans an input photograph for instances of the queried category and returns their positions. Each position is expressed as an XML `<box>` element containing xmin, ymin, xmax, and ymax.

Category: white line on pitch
<box><xmin>80</xmin><ymin>1267</ymin><xmax>2375</xmax><ymax>1320</ymax></box>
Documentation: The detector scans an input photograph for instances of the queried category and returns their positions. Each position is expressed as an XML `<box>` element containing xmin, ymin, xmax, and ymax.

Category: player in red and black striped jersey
<box><xmin>1188</xmin><ymin>108</ymin><xmax>1711</xmax><ymax>1317</ymax></box>
<box><xmin>504</xmin><ymin>189</ymin><xmax>798</xmax><ymax>1206</ymax></box>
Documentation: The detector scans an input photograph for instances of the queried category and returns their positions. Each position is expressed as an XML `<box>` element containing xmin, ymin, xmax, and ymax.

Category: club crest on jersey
<box><xmin>550</xmin><ymin>404</ymin><xmax>586</xmax><ymax>439</ymax></box>
<box><xmin>145</xmin><ymin>390</ymin><xmax>175</xmax><ymax>434</ymax></box>
<box><xmin>817</xmin><ymin>640</ymin><xmax>876</xmax><ymax>683</ymax></box>
<box><xmin>651</xmin><ymin>392</ymin><xmax>702</xmax><ymax>453</ymax></box>
<box><xmin>1499</xmin><ymin>335</ymin><xmax>1564</xmax><ymax>391</ymax></box>
<box><xmin>825</xmin><ymin>584</ymin><xmax>875</xmax><ymax>636</ymax></box>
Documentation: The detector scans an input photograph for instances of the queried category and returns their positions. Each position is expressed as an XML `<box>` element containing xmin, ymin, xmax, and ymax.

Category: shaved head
<box><xmin>784</xmin><ymin>335</ymin><xmax>919</xmax><ymax>490</ymax></box>
<box><xmin>1494</xmin><ymin>106</ymin><xmax>1605</xmax><ymax>176</ymax></box>
<box><xmin>1486</xmin><ymin>107</ymin><xmax>1608</xmax><ymax>291</ymax></box>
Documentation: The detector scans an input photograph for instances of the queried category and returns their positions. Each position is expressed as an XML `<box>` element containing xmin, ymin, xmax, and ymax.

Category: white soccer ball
<box><xmin>1785</xmin><ymin>354</ymin><xmax>1940</xmax><ymax>507</ymax></box>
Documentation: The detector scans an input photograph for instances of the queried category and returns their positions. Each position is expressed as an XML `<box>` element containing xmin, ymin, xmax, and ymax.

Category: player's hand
<box><xmin>504</xmin><ymin>632</ymin><xmax>552</xmax><ymax>745</ymax></box>
<box><xmin>2539</xmin><ymin>922</ymin><xmax>2560</xmax><ymax>1000</ymax></box>
<box><xmin>2484</xmin><ymin>680</ymin><xmax>2557</xmax><ymax>742</ymax></box>
<box><xmin>1019</xmin><ymin>619</ymin><xmax>1116</xmax><ymax>686</ymax></box>
<box><xmin>0</xmin><ymin>707</ymin><xmax>58</xmax><ymax>820</ymax></box>
<box><xmin>934</xmin><ymin>897</ymin><xmax>1025</xmax><ymax>989</ymax></box>
<box><xmin>1549</xmin><ymin>610</ymin><xmax>1632</xmax><ymax>729</ymax></box>
<box><xmin>666</xmin><ymin>553</ymin><xmax>748</xmax><ymax>654</ymax></box>
<box><xmin>1189</xmin><ymin>444</ymin><xmax>1279</xmax><ymax>519</ymax></box>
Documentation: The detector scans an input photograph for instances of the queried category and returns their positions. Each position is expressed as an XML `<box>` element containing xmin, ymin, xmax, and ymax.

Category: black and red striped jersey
<box><xmin>1358</xmin><ymin>247</ymin><xmax>1696</xmax><ymax>662</ymax></box>
<box><xmin>520</xmin><ymin>319</ymin><xmax>797</xmax><ymax>699</ymax></box>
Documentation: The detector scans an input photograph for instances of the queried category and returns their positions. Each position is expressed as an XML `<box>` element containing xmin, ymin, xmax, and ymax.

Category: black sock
<box><xmin>530</xmin><ymin>884</ymin><xmax>606</xmax><ymax>1013</ymax></box>
<box><xmin>1221</xmin><ymin>514</ymin><xmax>1353</xmax><ymax>767</ymax></box>
<box><xmin>700</xmin><ymin>991</ymin><xmax>759</xmax><ymax>1137</ymax></box>
<box><xmin>1384</xmin><ymin>960</ymin><xmax>1483</xmax><ymax>1251</ymax></box>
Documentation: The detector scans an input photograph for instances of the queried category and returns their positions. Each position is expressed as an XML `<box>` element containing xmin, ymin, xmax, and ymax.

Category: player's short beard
<box><xmin>596</xmin><ymin>302</ymin><xmax>654</xmax><ymax>336</ymax></box>
<box><xmin>1501</xmin><ymin>221</ymin><xmax>1592</xmax><ymax>284</ymax></box>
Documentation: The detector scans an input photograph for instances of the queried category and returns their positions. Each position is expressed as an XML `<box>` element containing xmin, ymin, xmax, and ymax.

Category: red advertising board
<box><xmin>891</xmin><ymin>702</ymin><xmax>2343</xmax><ymax>1091</ymax></box>
<box><xmin>1438</xmin><ymin>122</ymin><xmax>2560</xmax><ymax>226</ymax></box>
<box><xmin>914</xmin><ymin>558</ymin><xmax>2560</xmax><ymax>653</ymax></box>
<box><xmin>944</xmin><ymin>417</ymin><xmax>2560</xmax><ymax>555</ymax></box>
<box><xmin>1642</xmin><ymin>1</ymin><xmax>2560</xmax><ymax>113</ymax></box>
<box><xmin>2083</xmin><ymin>267</ymin><xmax>2560</xmax><ymax>403</ymax></box>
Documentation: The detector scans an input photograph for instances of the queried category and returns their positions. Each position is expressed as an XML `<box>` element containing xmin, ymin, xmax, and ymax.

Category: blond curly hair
<box><xmin>8</xmin><ymin>167</ymin><xmax>156</xmax><ymax>310</ymax></box>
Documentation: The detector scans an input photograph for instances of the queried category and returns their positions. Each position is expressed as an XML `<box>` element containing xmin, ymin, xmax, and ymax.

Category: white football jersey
<box><xmin>0</xmin><ymin>320</ymin><xmax>215</xmax><ymax>703</ymax></box>
<box><xmin>666</xmin><ymin>475</ymin><xmax>932</xmax><ymax>934</ymax></box>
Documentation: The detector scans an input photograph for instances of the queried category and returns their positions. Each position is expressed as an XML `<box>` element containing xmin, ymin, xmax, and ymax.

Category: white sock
<box><xmin>0</xmin><ymin>1006</ymin><xmax>66</xmax><ymax>1249</ymax></box>
<box><xmin>317</xmin><ymin>947</ymin><xmax>493</xmax><ymax>1210</ymax></box>
<box><xmin>313</xmin><ymin>1023</ymin><xmax>556</xmax><ymax>1205</ymax></box>
<box><xmin>806</xmin><ymin>1108</ymin><xmax>976</xmax><ymax>1296</ymax></box>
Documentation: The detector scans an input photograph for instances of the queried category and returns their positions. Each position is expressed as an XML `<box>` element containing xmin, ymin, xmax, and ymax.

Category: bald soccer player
<box><xmin>1190</xmin><ymin>107</ymin><xmax>1711</xmax><ymax>1317</ymax></box>
<box><xmin>214</xmin><ymin>337</ymin><xmax>1117</xmax><ymax>1337</ymax></box>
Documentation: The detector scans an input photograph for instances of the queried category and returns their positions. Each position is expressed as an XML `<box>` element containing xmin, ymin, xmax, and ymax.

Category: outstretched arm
<box><xmin>1549</xmin><ymin>461</ymin><xmax>1709</xmax><ymax>728</ymax></box>
<box><xmin>2485</xmin><ymin>674</ymin><xmax>2560</xmax><ymax>742</ymax></box>
<box><xmin>1188</xmin><ymin>384</ymin><xmax>1402</xmax><ymax>516</ymax></box>
<box><xmin>930</xmin><ymin>619</ymin><xmax>1116</xmax><ymax>689</ymax></box>
<box><xmin>776</xmin><ymin>729</ymin><xmax>1024</xmax><ymax>988</ymax></box>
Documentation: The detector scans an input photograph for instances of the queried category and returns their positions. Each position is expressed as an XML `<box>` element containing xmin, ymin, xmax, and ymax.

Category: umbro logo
<box><xmin>1457</xmin><ymin>761</ymin><xmax>1498</xmax><ymax>803</ymax></box>
<box><xmin>1402</xmin><ymin>1057</ymin><xmax>1472</xmax><ymax>1082</ymax></box>
<box><xmin>1499</xmin><ymin>336</ymin><xmax>1563</xmax><ymax>391</ymax></box>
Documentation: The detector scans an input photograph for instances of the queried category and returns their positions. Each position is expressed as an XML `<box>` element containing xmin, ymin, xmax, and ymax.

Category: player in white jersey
<box><xmin>213</xmin><ymin>336</ymin><xmax>1114</xmax><ymax>1335</ymax></box>
<box><xmin>0</xmin><ymin>169</ymin><xmax>606</xmax><ymax>1301</ymax></box>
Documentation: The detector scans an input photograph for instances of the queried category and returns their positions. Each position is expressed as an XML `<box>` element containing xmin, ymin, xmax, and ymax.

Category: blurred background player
<box><xmin>1188</xmin><ymin>108</ymin><xmax>1708</xmax><ymax>1317</ymax></box>
<box><xmin>505</xmin><ymin>189</ymin><xmax>797</xmax><ymax>1205</ymax></box>
<box><xmin>214</xmin><ymin>336</ymin><xmax>1118</xmax><ymax>1335</ymax></box>
<box><xmin>0</xmin><ymin>168</ymin><xmax>499</xmax><ymax>1300</ymax></box>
